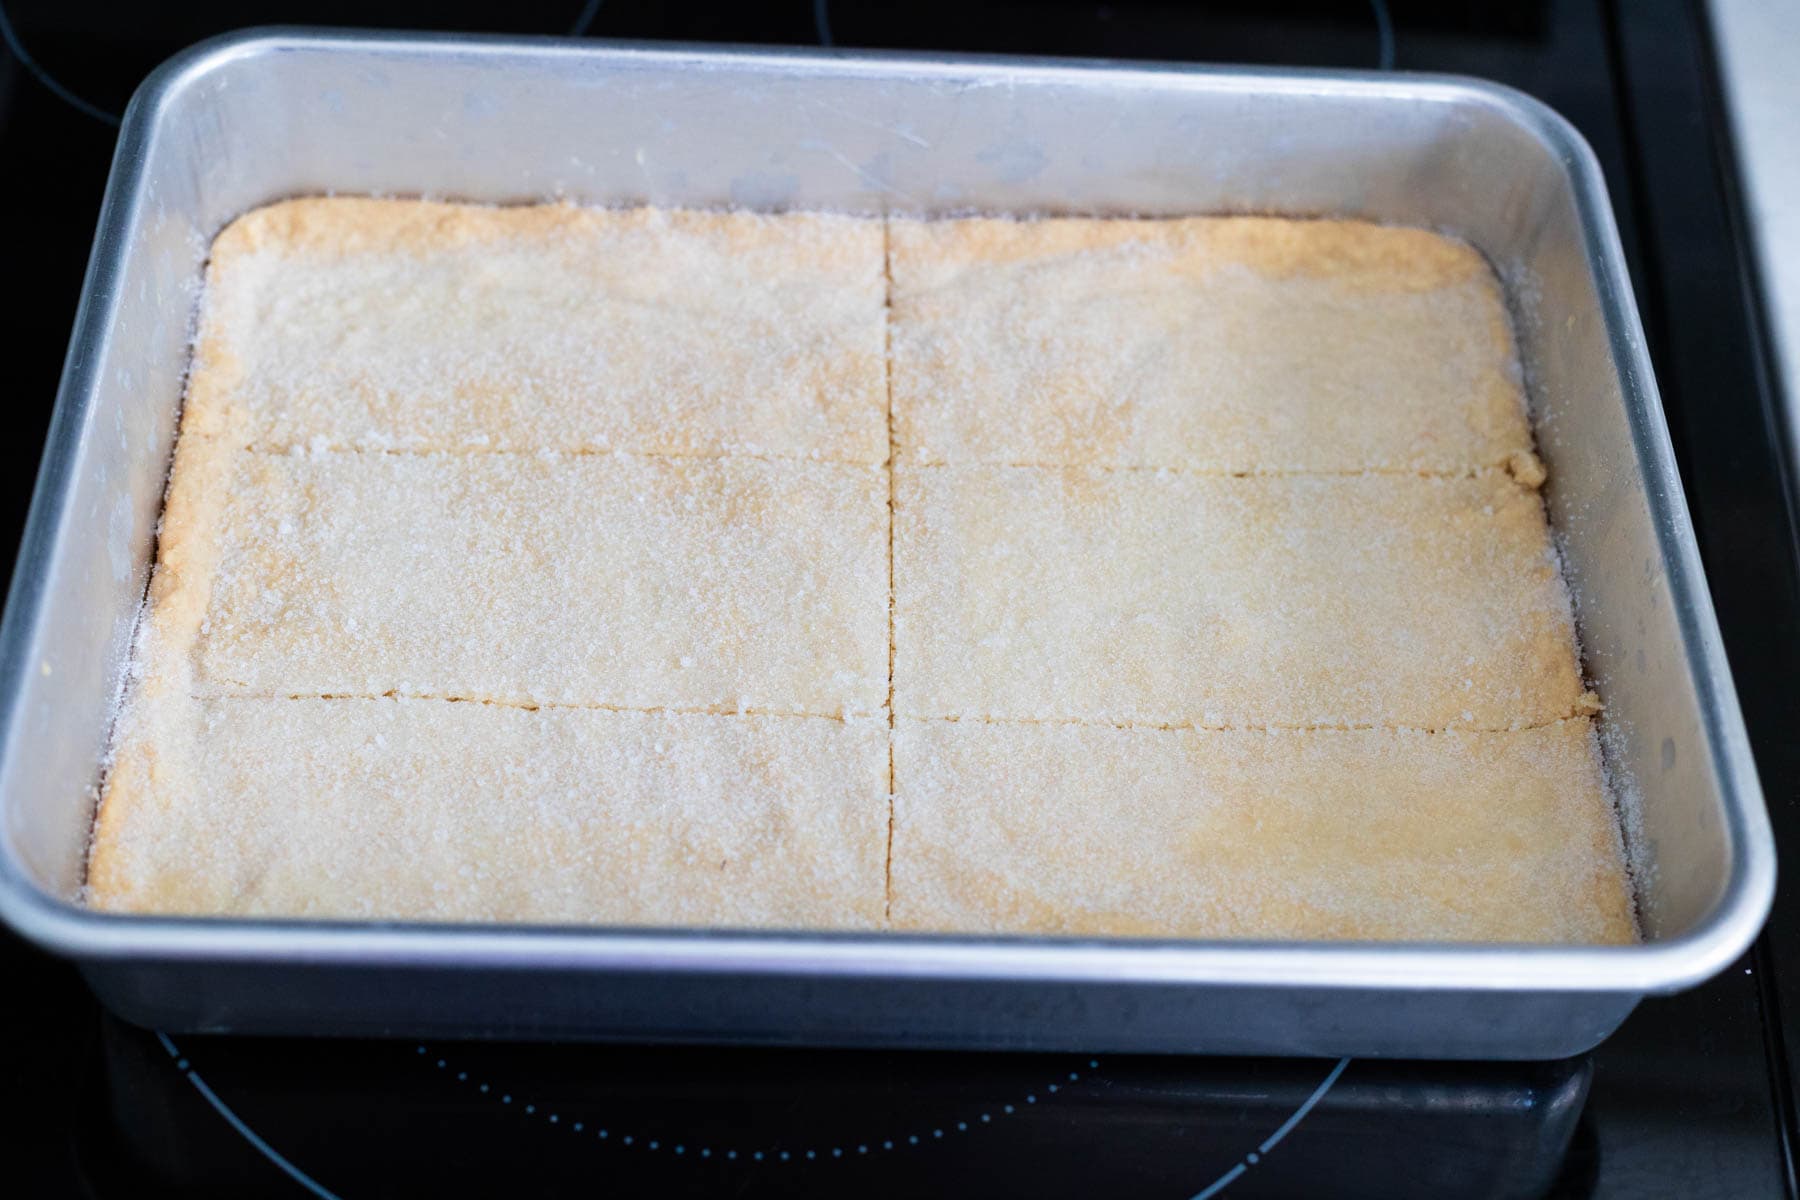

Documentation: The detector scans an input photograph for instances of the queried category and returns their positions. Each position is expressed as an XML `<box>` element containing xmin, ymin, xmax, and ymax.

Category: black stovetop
<box><xmin>4</xmin><ymin>2</ymin><xmax>1798</xmax><ymax>1196</ymax></box>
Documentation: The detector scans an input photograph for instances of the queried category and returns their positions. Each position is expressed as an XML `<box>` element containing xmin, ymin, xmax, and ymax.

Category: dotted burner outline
<box><xmin>418</xmin><ymin>1042</ymin><xmax>1099</xmax><ymax>1165</ymax></box>
<box><xmin>157</xmin><ymin>1032</ymin><xmax>1352</xmax><ymax>1197</ymax></box>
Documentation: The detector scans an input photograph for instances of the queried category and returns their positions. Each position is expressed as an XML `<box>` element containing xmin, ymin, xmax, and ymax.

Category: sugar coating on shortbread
<box><xmin>185</xmin><ymin>198</ymin><xmax>890</xmax><ymax>462</ymax></box>
<box><xmin>92</xmin><ymin>697</ymin><xmax>888</xmax><ymax>927</ymax></box>
<box><xmin>891</xmin><ymin>718</ymin><xmax>1633</xmax><ymax>943</ymax></box>
<box><xmin>893</xmin><ymin>466</ymin><xmax>1584</xmax><ymax>730</ymax></box>
<box><xmin>889</xmin><ymin>215</ymin><xmax>1531</xmax><ymax>471</ymax></box>
<box><xmin>88</xmin><ymin>198</ymin><xmax>1636</xmax><ymax>945</ymax></box>
<box><xmin>178</xmin><ymin>446</ymin><xmax>888</xmax><ymax>716</ymax></box>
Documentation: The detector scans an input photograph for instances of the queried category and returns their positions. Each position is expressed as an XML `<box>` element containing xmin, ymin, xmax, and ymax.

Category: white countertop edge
<box><xmin>1707</xmin><ymin>0</ymin><xmax>1800</xmax><ymax>468</ymax></box>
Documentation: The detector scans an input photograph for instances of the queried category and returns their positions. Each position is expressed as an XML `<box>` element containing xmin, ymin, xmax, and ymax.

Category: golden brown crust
<box><xmin>893</xmin><ymin>215</ymin><xmax>1486</xmax><ymax>290</ymax></box>
<box><xmin>89</xmin><ymin>646</ymin><xmax>213</xmax><ymax>908</ymax></box>
<box><xmin>86</xmin><ymin>717</ymin><xmax>167</xmax><ymax>908</ymax></box>
<box><xmin>1199</xmin><ymin>216</ymin><xmax>1489</xmax><ymax>290</ymax></box>
<box><xmin>136</xmin><ymin>433</ymin><xmax>238</xmax><ymax>693</ymax></box>
<box><xmin>212</xmin><ymin>197</ymin><xmax>882</xmax><ymax>272</ymax></box>
<box><xmin>87</xmin><ymin>428</ymin><xmax>241</xmax><ymax>904</ymax></box>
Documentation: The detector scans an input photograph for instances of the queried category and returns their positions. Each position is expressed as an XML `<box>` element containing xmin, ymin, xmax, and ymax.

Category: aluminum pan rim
<box><xmin>0</xmin><ymin>28</ymin><xmax>1773</xmax><ymax>998</ymax></box>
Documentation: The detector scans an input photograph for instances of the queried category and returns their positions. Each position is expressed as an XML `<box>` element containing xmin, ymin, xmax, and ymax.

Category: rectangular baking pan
<box><xmin>0</xmin><ymin>29</ymin><xmax>1774</xmax><ymax>1059</ymax></box>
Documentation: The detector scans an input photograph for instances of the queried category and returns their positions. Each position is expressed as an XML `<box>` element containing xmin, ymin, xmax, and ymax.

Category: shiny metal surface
<box><xmin>0</xmin><ymin>29</ymin><xmax>1773</xmax><ymax>1057</ymax></box>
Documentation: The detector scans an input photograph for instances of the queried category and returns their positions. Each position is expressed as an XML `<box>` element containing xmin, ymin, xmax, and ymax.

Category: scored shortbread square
<box><xmin>893</xmin><ymin>466</ymin><xmax>1583</xmax><ymax>729</ymax></box>
<box><xmin>159</xmin><ymin>443</ymin><xmax>888</xmax><ymax>716</ymax></box>
<box><xmin>184</xmin><ymin>198</ymin><xmax>890</xmax><ymax>462</ymax></box>
<box><xmin>891</xmin><ymin>718</ymin><xmax>1634</xmax><ymax>943</ymax></box>
<box><xmin>90</xmin><ymin>697</ymin><xmax>888</xmax><ymax>928</ymax></box>
<box><xmin>889</xmin><ymin>216</ymin><xmax>1532</xmax><ymax>471</ymax></box>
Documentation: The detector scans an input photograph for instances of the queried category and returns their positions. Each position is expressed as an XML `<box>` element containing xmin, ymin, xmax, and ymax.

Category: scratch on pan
<box><xmin>796</xmin><ymin>140</ymin><xmax>921</xmax><ymax>203</ymax></box>
<box><xmin>802</xmin><ymin>97</ymin><xmax>933</xmax><ymax>148</ymax></box>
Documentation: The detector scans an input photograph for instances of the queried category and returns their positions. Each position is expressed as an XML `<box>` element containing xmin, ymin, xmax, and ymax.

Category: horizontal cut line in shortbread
<box><xmin>905</xmin><ymin>708</ymin><xmax>1600</xmax><ymax>735</ymax></box>
<box><xmin>900</xmin><ymin>455</ymin><xmax>1547</xmax><ymax>486</ymax></box>
<box><xmin>190</xmin><ymin>689</ymin><xmax>1593</xmax><ymax>734</ymax></box>
<box><xmin>242</xmin><ymin>442</ymin><xmax>879</xmax><ymax>468</ymax></box>
<box><xmin>236</xmin><ymin>442</ymin><xmax>1543</xmax><ymax>485</ymax></box>
<box><xmin>194</xmin><ymin>689</ymin><xmax>866</xmax><ymax>722</ymax></box>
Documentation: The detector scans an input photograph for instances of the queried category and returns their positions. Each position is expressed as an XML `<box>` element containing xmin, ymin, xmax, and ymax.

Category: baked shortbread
<box><xmin>184</xmin><ymin>199</ymin><xmax>889</xmax><ymax>462</ymax></box>
<box><xmin>892</xmin><ymin>717</ymin><xmax>1633</xmax><ymax>943</ymax></box>
<box><xmin>163</xmin><ymin>445</ymin><xmax>887</xmax><ymax>715</ymax></box>
<box><xmin>894</xmin><ymin>466</ymin><xmax>1585</xmax><ymax>730</ymax></box>
<box><xmin>889</xmin><ymin>215</ymin><xmax>1532</xmax><ymax>472</ymax></box>
<box><xmin>92</xmin><ymin>697</ymin><xmax>887</xmax><ymax>926</ymax></box>
<box><xmin>87</xmin><ymin>199</ymin><xmax>1636</xmax><ymax>945</ymax></box>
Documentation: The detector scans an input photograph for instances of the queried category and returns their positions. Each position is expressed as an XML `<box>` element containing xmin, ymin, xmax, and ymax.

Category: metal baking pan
<box><xmin>0</xmin><ymin>28</ymin><xmax>1774</xmax><ymax>1059</ymax></box>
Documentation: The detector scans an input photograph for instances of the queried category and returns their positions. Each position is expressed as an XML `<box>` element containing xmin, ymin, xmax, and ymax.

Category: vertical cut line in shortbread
<box><xmin>882</xmin><ymin>215</ymin><xmax>899</xmax><ymax>926</ymax></box>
